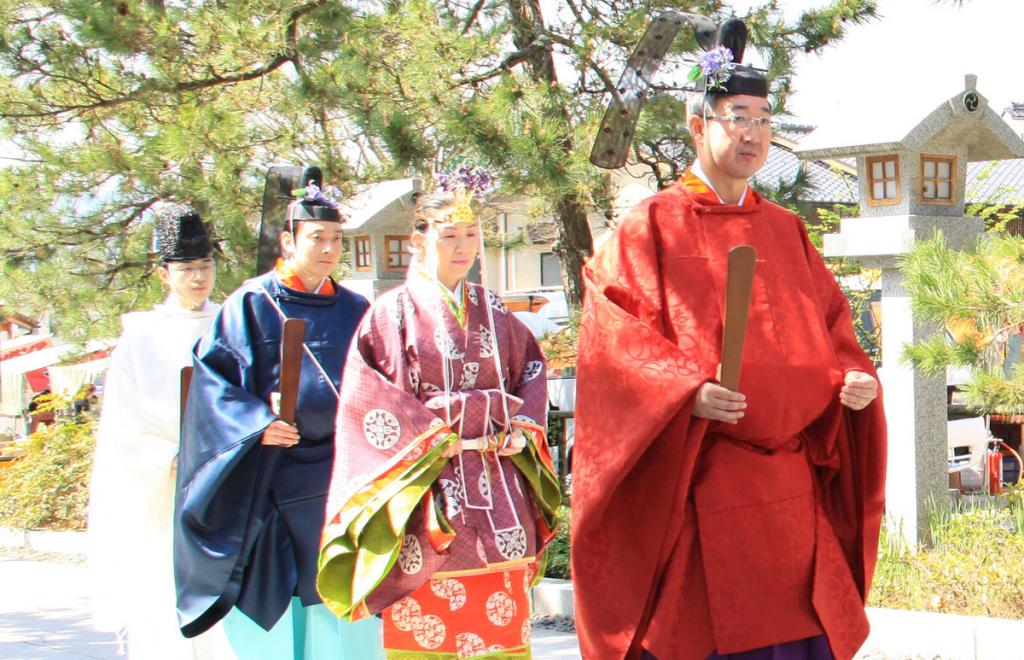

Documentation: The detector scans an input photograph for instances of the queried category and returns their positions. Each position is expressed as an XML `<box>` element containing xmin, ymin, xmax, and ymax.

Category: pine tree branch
<box><xmin>1</xmin><ymin>1</ymin><xmax>325</xmax><ymax>120</ymax></box>
<box><xmin>543</xmin><ymin>31</ymin><xmax>622</xmax><ymax>106</ymax></box>
<box><xmin>462</xmin><ymin>0</ymin><xmax>488</xmax><ymax>34</ymax></box>
<box><xmin>3</xmin><ymin>55</ymin><xmax>292</xmax><ymax>119</ymax></box>
<box><xmin>453</xmin><ymin>36</ymin><xmax>551</xmax><ymax>85</ymax></box>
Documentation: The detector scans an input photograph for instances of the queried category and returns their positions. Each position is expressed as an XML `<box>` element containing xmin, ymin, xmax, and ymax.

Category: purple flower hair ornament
<box><xmin>434</xmin><ymin>164</ymin><xmax>493</xmax><ymax>225</ymax></box>
<box><xmin>291</xmin><ymin>181</ymin><xmax>344</xmax><ymax>209</ymax></box>
<box><xmin>687</xmin><ymin>45</ymin><xmax>737</xmax><ymax>92</ymax></box>
<box><xmin>437</xmin><ymin>164</ymin><xmax>493</xmax><ymax>198</ymax></box>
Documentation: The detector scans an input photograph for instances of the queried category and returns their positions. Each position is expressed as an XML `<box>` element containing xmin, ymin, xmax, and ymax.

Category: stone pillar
<box><xmin>878</xmin><ymin>268</ymin><xmax>949</xmax><ymax>546</ymax></box>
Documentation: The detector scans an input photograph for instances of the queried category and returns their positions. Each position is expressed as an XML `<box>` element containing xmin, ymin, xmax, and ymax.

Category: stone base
<box><xmin>0</xmin><ymin>526</ymin><xmax>85</xmax><ymax>555</ymax></box>
<box><xmin>823</xmin><ymin>214</ymin><xmax>984</xmax><ymax>269</ymax></box>
<box><xmin>531</xmin><ymin>578</ymin><xmax>574</xmax><ymax>618</ymax></box>
<box><xmin>861</xmin><ymin>607</ymin><xmax>1024</xmax><ymax>660</ymax></box>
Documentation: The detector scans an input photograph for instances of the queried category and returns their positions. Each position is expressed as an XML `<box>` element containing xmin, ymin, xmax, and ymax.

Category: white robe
<box><xmin>87</xmin><ymin>297</ymin><xmax>234</xmax><ymax>659</ymax></box>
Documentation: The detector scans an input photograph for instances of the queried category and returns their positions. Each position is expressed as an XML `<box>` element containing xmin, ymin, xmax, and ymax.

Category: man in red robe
<box><xmin>572</xmin><ymin>27</ymin><xmax>887</xmax><ymax>660</ymax></box>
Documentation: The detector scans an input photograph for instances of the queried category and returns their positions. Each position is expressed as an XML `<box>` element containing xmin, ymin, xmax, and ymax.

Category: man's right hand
<box><xmin>262</xmin><ymin>419</ymin><xmax>300</xmax><ymax>447</ymax></box>
<box><xmin>693</xmin><ymin>382</ymin><xmax>747</xmax><ymax>424</ymax></box>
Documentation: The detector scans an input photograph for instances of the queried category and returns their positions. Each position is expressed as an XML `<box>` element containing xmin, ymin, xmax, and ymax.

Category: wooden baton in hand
<box><xmin>180</xmin><ymin>366</ymin><xmax>193</xmax><ymax>429</ymax></box>
<box><xmin>718</xmin><ymin>245</ymin><xmax>757</xmax><ymax>392</ymax></box>
<box><xmin>277</xmin><ymin>318</ymin><xmax>306</xmax><ymax>426</ymax></box>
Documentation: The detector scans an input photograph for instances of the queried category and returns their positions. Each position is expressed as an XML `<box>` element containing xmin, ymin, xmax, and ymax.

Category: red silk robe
<box><xmin>572</xmin><ymin>171</ymin><xmax>887</xmax><ymax>660</ymax></box>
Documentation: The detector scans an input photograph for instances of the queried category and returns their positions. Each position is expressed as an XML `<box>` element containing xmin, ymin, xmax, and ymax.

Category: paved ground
<box><xmin>0</xmin><ymin>552</ymin><xmax>119</xmax><ymax>659</ymax></box>
<box><xmin>2</xmin><ymin>545</ymin><xmax>980</xmax><ymax>660</ymax></box>
<box><xmin>0</xmin><ymin>548</ymin><xmax>582</xmax><ymax>660</ymax></box>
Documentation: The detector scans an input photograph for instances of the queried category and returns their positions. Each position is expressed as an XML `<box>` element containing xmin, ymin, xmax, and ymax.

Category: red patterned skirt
<box><xmin>382</xmin><ymin>565</ymin><xmax>532</xmax><ymax>659</ymax></box>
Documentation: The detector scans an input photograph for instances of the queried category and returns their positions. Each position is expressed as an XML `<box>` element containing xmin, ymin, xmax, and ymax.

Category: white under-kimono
<box><xmin>88</xmin><ymin>296</ymin><xmax>234</xmax><ymax>659</ymax></box>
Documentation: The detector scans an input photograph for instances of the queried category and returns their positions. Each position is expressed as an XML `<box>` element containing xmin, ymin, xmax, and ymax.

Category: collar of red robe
<box><xmin>677</xmin><ymin>167</ymin><xmax>762</xmax><ymax>215</ymax></box>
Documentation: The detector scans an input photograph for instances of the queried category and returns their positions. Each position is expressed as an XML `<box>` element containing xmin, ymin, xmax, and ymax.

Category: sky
<box><xmin>746</xmin><ymin>0</ymin><xmax>1023</xmax><ymax>124</ymax></box>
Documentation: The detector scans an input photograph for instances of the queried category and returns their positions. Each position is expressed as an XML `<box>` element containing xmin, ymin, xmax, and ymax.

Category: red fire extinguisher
<box><xmin>988</xmin><ymin>447</ymin><xmax>1004</xmax><ymax>495</ymax></box>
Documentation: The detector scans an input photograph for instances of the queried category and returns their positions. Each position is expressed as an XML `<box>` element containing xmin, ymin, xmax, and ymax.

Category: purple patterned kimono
<box><xmin>317</xmin><ymin>270</ymin><xmax>560</xmax><ymax>627</ymax></box>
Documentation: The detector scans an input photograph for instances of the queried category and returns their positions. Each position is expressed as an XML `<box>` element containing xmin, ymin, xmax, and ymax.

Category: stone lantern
<box><xmin>795</xmin><ymin>75</ymin><xmax>1024</xmax><ymax>544</ymax></box>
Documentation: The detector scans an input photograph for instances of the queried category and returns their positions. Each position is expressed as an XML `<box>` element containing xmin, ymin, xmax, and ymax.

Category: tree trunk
<box><xmin>553</xmin><ymin>195</ymin><xmax>594</xmax><ymax>308</ymax></box>
<box><xmin>506</xmin><ymin>0</ymin><xmax>593</xmax><ymax>308</ymax></box>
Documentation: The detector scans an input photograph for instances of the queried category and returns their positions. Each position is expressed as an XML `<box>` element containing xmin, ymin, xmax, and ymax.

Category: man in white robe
<box><xmin>88</xmin><ymin>205</ymin><xmax>233</xmax><ymax>659</ymax></box>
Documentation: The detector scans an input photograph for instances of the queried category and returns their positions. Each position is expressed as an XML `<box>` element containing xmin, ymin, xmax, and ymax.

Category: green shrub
<box><xmin>0</xmin><ymin>413</ymin><xmax>96</xmax><ymax>530</ymax></box>
<box><xmin>870</xmin><ymin>495</ymin><xmax>1024</xmax><ymax>618</ymax></box>
<box><xmin>544</xmin><ymin>505</ymin><xmax>571</xmax><ymax>580</ymax></box>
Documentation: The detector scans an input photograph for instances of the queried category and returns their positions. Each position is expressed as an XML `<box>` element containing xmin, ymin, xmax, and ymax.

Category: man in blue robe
<box><xmin>174</xmin><ymin>173</ymin><xmax>380</xmax><ymax>658</ymax></box>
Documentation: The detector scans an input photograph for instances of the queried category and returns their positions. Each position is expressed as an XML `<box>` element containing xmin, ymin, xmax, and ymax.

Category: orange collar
<box><xmin>679</xmin><ymin>167</ymin><xmax>757</xmax><ymax>208</ymax></box>
<box><xmin>275</xmin><ymin>258</ymin><xmax>335</xmax><ymax>295</ymax></box>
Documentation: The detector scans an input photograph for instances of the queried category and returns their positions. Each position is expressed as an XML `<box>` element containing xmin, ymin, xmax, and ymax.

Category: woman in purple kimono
<box><xmin>317</xmin><ymin>170</ymin><xmax>560</xmax><ymax>659</ymax></box>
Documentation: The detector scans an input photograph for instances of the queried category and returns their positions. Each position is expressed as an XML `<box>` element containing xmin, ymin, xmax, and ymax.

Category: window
<box><xmin>866</xmin><ymin>155</ymin><xmax>900</xmax><ymax>206</ymax></box>
<box><xmin>540</xmin><ymin>252</ymin><xmax>562</xmax><ymax>288</ymax></box>
<box><xmin>385</xmin><ymin>235</ymin><xmax>411</xmax><ymax>271</ymax></box>
<box><xmin>921</xmin><ymin>155</ymin><xmax>955</xmax><ymax>204</ymax></box>
<box><xmin>354</xmin><ymin>236</ymin><xmax>372</xmax><ymax>271</ymax></box>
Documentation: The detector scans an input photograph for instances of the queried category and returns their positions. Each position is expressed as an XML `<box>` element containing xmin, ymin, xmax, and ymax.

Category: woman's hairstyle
<box><xmin>411</xmin><ymin>190</ymin><xmax>459</xmax><ymax>233</ymax></box>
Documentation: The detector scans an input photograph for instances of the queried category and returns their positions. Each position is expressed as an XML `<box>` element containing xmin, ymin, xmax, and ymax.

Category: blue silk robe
<box><xmin>174</xmin><ymin>271</ymin><xmax>368</xmax><ymax>638</ymax></box>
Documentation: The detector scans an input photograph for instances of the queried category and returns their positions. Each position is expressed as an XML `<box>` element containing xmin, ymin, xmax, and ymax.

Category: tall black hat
<box><xmin>589</xmin><ymin>13</ymin><xmax>768</xmax><ymax>169</ymax></box>
<box><xmin>154</xmin><ymin>205</ymin><xmax>213</xmax><ymax>262</ymax></box>
<box><xmin>289</xmin><ymin>166</ymin><xmax>342</xmax><ymax>224</ymax></box>
<box><xmin>693</xmin><ymin>19</ymin><xmax>768</xmax><ymax>98</ymax></box>
<box><xmin>255</xmin><ymin>165</ymin><xmax>342</xmax><ymax>275</ymax></box>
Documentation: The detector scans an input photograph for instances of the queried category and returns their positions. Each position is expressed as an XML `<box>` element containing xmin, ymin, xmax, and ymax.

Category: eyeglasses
<box><xmin>705</xmin><ymin>114</ymin><xmax>773</xmax><ymax>131</ymax></box>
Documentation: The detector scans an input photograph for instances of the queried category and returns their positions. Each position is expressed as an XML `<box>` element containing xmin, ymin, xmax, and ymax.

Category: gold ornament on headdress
<box><xmin>415</xmin><ymin>188</ymin><xmax>478</xmax><ymax>226</ymax></box>
<box><xmin>422</xmin><ymin>165</ymin><xmax>492</xmax><ymax>226</ymax></box>
<box><xmin>444</xmin><ymin>189</ymin><xmax>477</xmax><ymax>225</ymax></box>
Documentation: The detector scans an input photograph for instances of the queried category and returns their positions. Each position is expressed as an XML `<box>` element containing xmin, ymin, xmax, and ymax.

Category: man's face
<box><xmin>690</xmin><ymin>94</ymin><xmax>772</xmax><ymax>184</ymax></box>
<box><xmin>157</xmin><ymin>257</ymin><xmax>215</xmax><ymax>307</ymax></box>
<box><xmin>282</xmin><ymin>220</ymin><xmax>344</xmax><ymax>280</ymax></box>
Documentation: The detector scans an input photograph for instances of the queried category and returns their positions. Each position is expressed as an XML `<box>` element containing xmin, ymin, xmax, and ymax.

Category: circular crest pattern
<box><xmin>487</xmin><ymin>289</ymin><xmax>507</xmax><ymax>313</ymax></box>
<box><xmin>522</xmin><ymin>360</ymin><xmax>544</xmax><ymax>383</ymax></box>
<box><xmin>485</xmin><ymin>591</ymin><xmax>516</xmax><ymax>627</ymax></box>
<box><xmin>479</xmin><ymin>325</ymin><xmax>495</xmax><ymax>358</ymax></box>
<box><xmin>455</xmin><ymin>632</ymin><xmax>486</xmax><ymax>658</ymax></box>
<box><xmin>430</xmin><ymin>578</ymin><xmax>467</xmax><ymax>611</ymax></box>
<box><xmin>398</xmin><ymin>534</ymin><xmax>424</xmax><ymax>574</ymax></box>
<box><xmin>413</xmin><ymin>614</ymin><xmax>446</xmax><ymax>649</ymax></box>
<box><xmin>364</xmin><ymin>409</ymin><xmax>401</xmax><ymax>449</ymax></box>
<box><xmin>495</xmin><ymin>526</ymin><xmax>528</xmax><ymax>560</ymax></box>
<box><xmin>439</xmin><ymin>477</ymin><xmax>463</xmax><ymax>517</ymax></box>
<box><xmin>460</xmin><ymin>362</ymin><xmax>480</xmax><ymax>390</ymax></box>
<box><xmin>390</xmin><ymin>597</ymin><xmax>422</xmax><ymax>632</ymax></box>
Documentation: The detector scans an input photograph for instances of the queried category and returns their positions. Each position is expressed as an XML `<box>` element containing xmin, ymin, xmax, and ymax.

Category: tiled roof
<box><xmin>1004</xmin><ymin>103</ymin><xmax>1024</xmax><ymax>120</ymax></box>
<box><xmin>773</xmin><ymin>124</ymin><xmax>816</xmax><ymax>144</ymax></box>
<box><xmin>967</xmin><ymin>159</ymin><xmax>1024</xmax><ymax>205</ymax></box>
<box><xmin>755</xmin><ymin>133</ymin><xmax>859</xmax><ymax>205</ymax></box>
<box><xmin>339</xmin><ymin>178</ymin><xmax>419</xmax><ymax>230</ymax></box>
<box><xmin>759</xmin><ymin>124</ymin><xmax>1024</xmax><ymax>206</ymax></box>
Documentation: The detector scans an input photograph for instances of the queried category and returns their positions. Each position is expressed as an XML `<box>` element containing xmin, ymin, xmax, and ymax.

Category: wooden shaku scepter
<box><xmin>179</xmin><ymin>317</ymin><xmax>307</xmax><ymax>429</ymax></box>
<box><xmin>718</xmin><ymin>245</ymin><xmax>757</xmax><ymax>391</ymax></box>
<box><xmin>276</xmin><ymin>318</ymin><xmax>306</xmax><ymax>426</ymax></box>
<box><xmin>180</xmin><ymin>366</ymin><xmax>193</xmax><ymax>428</ymax></box>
